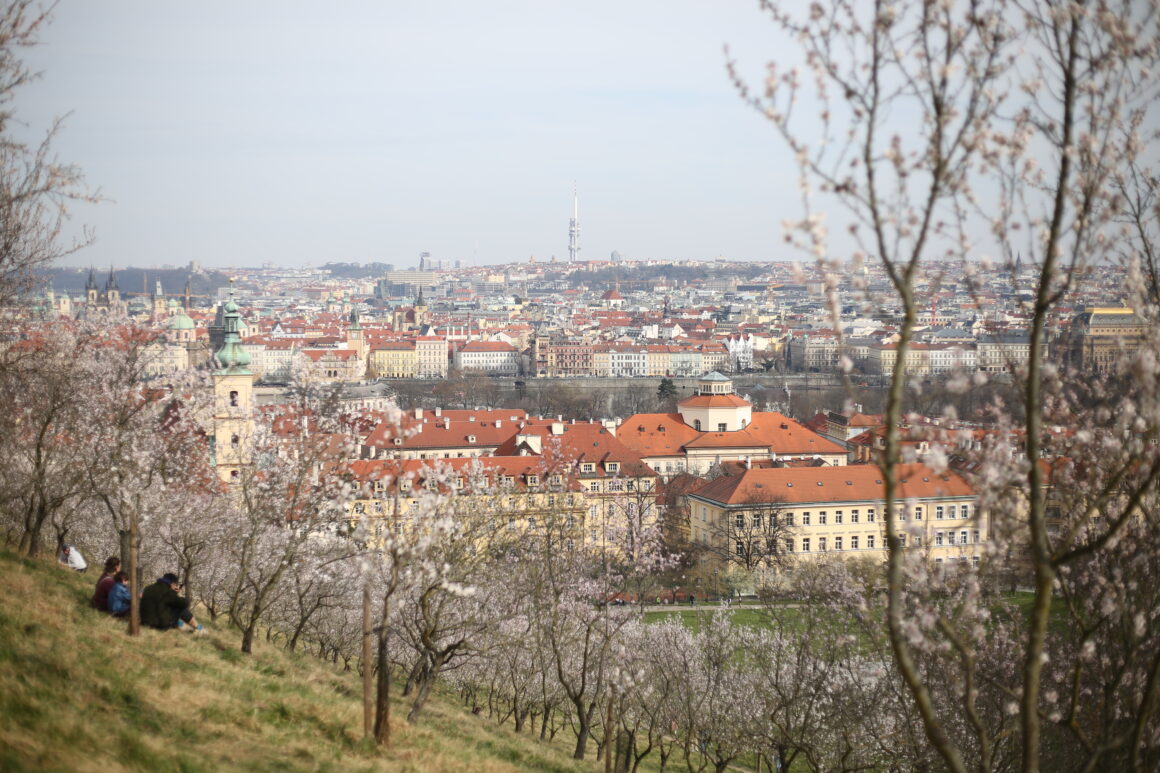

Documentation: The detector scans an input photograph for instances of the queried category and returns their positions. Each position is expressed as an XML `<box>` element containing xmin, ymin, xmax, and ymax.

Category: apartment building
<box><xmin>454</xmin><ymin>341</ymin><xmax>519</xmax><ymax>376</ymax></box>
<box><xmin>687</xmin><ymin>463</ymin><xmax>983</xmax><ymax>567</ymax></box>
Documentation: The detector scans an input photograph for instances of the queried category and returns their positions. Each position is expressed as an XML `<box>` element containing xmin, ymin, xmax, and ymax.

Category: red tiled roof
<box><xmin>676</xmin><ymin>394</ymin><xmax>752</xmax><ymax>409</ymax></box>
<box><xmin>689</xmin><ymin>463</ymin><xmax>973</xmax><ymax>506</ymax></box>
<box><xmin>459</xmin><ymin>341</ymin><xmax>516</xmax><ymax>353</ymax></box>
<box><xmin>363</xmin><ymin>411</ymin><xmax>525</xmax><ymax>451</ymax></box>
<box><xmin>617</xmin><ymin>411</ymin><xmax>846</xmax><ymax>458</ymax></box>
<box><xmin>803</xmin><ymin>412</ymin><xmax>829</xmax><ymax>432</ymax></box>
<box><xmin>616</xmin><ymin>413</ymin><xmax>703</xmax><ymax>456</ymax></box>
<box><xmin>346</xmin><ymin>456</ymin><xmax>584</xmax><ymax>493</ymax></box>
<box><xmin>685</xmin><ymin>413</ymin><xmax>847</xmax><ymax>456</ymax></box>
<box><xmin>492</xmin><ymin>421</ymin><xmax>657</xmax><ymax>478</ymax></box>
<box><xmin>301</xmin><ymin>348</ymin><xmax>361</xmax><ymax>361</ymax></box>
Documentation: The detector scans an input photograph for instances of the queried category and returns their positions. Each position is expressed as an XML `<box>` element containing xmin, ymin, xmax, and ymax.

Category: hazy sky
<box><xmin>21</xmin><ymin>1</ymin><xmax>806</xmax><ymax>269</ymax></box>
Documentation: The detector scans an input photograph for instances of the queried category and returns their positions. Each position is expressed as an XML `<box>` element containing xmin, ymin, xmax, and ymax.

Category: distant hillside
<box><xmin>0</xmin><ymin>549</ymin><xmax>592</xmax><ymax>773</ymax></box>
<box><xmin>44</xmin><ymin>268</ymin><xmax>232</xmax><ymax>305</ymax></box>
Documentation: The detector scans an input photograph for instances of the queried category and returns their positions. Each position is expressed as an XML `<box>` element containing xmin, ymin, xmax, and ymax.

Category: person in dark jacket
<box><xmin>91</xmin><ymin>556</ymin><xmax>121</xmax><ymax>611</ymax></box>
<box><xmin>107</xmin><ymin>571</ymin><xmax>131</xmax><ymax>617</ymax></box>
<box><xmin>140</xmin><ymin>573</ymin><xmax>202</xmax><ymax>631</ymax></box>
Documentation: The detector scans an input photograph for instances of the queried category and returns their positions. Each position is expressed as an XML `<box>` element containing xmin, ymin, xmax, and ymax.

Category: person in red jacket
<box><xmin>90</xmin><ymin>556</ymin><xmax>120</xmax><ymax>611</ymax></box>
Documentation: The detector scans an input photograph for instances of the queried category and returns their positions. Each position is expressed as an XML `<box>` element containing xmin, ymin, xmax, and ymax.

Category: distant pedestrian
<box><xmin>140</xmin><ymin>573</ymin><xmax>203</xmax><ymax>633</ymax></box>
<box><xmin>59</xmin><ymin>545</ymin><xmax>87</xmax><ymax>572</ymax></box>
<box><xmin>91</xmin><ymin>556</ymin><xmax>121</xmax><ymax>611</ymax></box>
<box><xmin>107</xmin><ymin>572</ymin><xmax>131</xmax><ymax>618</ymax></box>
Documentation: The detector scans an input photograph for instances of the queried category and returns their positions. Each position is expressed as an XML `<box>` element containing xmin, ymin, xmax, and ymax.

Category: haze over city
<box><xmin>20</xmin><ymin>1</ymin><xmax>815</xmax><ymax>270</ymax></box>
<box><xmin>6</xmin><ymin>2</ymin><xmax>1160</xmax><ymax>771</ymax></box>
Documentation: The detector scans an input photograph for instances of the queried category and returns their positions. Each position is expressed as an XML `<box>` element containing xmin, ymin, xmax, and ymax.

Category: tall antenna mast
<box><xmin>568</xmin><ymin>185</ymin><xmax>580</xmax><ymax>264</ymax></box>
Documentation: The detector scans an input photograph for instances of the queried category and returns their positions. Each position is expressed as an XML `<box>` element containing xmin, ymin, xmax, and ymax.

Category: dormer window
<box><xmin>605</xmin><ymin>462</ymin><xmax>619</xmax><ymax>473</ymax></box>
<box><xmin>394</xmin><ymin>437</ymin><xmax>404</xmax><ymax>446</ymax></box>
<box><xmin>581</xmin><ymin>463</ymin><xmax>595</xmax><ymax>473</ymax></box>
<box><xmin>467</xmin><ymin>435</ymin><xmax>477</xmax><ymax>443</ymax></box>
<box><xmin>526</xmin><ymin>475</ymin><xmax>539</xmax><ymax>486</ymax></box>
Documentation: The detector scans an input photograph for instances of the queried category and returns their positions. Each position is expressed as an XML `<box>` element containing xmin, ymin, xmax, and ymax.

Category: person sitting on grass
<box><xmin>91</xmin><ymin>556</ymin><xmax>121</xmax><ymax>611</ymax></box>
<box><xmin>59</xmin><ymin>544</ymin><xmax>87</xmax><ymax>572</ymax></box>
<box><xmin>107</xmin><ymin>571</ymin><xmax>131</xmax><ymax>618</ymax></box>
<box><xmin>140</xmin><ymin>573</ymin><xmax>203</xmax><ymax>633</ymax></box>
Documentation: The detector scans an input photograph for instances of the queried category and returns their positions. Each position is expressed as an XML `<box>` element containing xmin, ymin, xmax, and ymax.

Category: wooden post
<box><xmin>127</xmin><ymin>516</ymin><xmax>140</xmax><ymax>636</ymax></box>
<box><xmin>604</xmin><ymin>688</ymin><xmax>614</xmax><ymax>773</ymax></box>
<box><xmin>362</xmin><ymin>581</ymin><xmax>373</xmax><ymax>739</ymax></box>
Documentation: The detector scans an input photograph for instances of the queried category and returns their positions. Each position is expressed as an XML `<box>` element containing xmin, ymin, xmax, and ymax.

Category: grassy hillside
<box><xmin>0</xmin><ymin>549</ymin><xmax>594</xmax><ymax>773</ymax></box>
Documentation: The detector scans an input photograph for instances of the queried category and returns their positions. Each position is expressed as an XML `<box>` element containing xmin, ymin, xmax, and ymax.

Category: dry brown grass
<box><xmin>0</xmin><ymin>549</ymin><xmax>596</xmax><ymax>773</ymax></box>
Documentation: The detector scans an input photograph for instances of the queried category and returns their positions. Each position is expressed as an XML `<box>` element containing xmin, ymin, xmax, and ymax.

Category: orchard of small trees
<box><xmin>2</xmin><ymin>2</ymin><xmax>1160</xmax><ymax>772</ymax></box>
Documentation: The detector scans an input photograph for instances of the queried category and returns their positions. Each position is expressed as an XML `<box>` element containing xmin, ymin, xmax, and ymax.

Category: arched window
<box><xmin>229</xmin><ymin>390</ymin><xmax>239</xmax><ymax>407</ymax></box>
<box><xmin>230</xmin><ymin>434</ymin><xmax>240</xmax><ymax>448</ymax></box>
<box><xmin>694</xmin><ymin>419</ymin><xmax>702</xmax><ymax>431</ymax></box>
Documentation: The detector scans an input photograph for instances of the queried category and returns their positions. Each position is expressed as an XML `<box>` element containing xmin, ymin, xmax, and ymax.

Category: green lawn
<box><xmin>644</xmin><ymin>605</ymin><xmax>794</xmax><ymax>632</ymax></box>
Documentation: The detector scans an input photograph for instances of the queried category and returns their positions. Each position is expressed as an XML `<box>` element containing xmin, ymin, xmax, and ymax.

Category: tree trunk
<box><xmin>407</xmin><ymin>668</ymin><xmax>437</xmax><ymax>724</ymax></box>
<box><xmin>118</xmin><ymin>528</ymin><xmax>130</xmax><ymax>571</ymax></box>
<box><xmin>373</xmin><ymin>593</ymin><xmax>391</xmax><ymax>746</ymax></box>
<box><xmin>127</xmin><ymin>517</ymin><xmax>140</xmax><ymax>636</ymax></box>
<box><xmin>573</xmin><ymin>696</ymin><xmax>593</xmax><ymax>756</ymax></box>
<box><xmin>403</xmin><ymin>656</ymin><xmax>426</xmax><ymax>697</ymax></box>
<box><xmin>20</xmin><ymin>499</ymin><xmax>47</xmax><ymax>557</ymax></box>
<box><xmin>241</xmin><ymin>624</ymin><xmax>255</xmax><ymax>654</ymax></box>
<box><xmin>603</xmin><ymin>695</ymin><xmax>613</xmax><ymax>772</ymax></box>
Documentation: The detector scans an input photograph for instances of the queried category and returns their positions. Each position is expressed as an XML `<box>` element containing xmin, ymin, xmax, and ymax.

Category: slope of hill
<box><xmin>0</xmin><ymin>549</ymin><xmax>591</xmax><ymax>773</ymax></box>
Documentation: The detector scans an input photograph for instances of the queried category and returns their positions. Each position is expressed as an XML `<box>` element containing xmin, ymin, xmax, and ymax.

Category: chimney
<box><xmin>745</xmin><ymin>456</ymin><xmax>751</xmax><ymax>469</ymax></box>
<box><xmin>495</xmin><ymin>419</ymin><xmax>502</xmax><ymax>428</ymax></box>
<box><xmin>551</xmin><ymin>422</ymin><xmax>565</xmax><ymax>436</ymax></box>
<box><xmin>434</xmin><ymin>406</ymin><xmax>442</xmax><ymax>417</ymax></box>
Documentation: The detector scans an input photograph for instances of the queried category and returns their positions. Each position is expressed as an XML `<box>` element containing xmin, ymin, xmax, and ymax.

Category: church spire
<box><xmin>214</xmin><ymin>281</ymin><xmax>251</xmax><ymax>373</ymax></box>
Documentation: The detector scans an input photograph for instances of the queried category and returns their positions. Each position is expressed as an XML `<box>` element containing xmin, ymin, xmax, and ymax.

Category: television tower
<box><xmin>567</xmin><ymin>187</ymin><xmax>580</xmax><ymax>264</ymax></box>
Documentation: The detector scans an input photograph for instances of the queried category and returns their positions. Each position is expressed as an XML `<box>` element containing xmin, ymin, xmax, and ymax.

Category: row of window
<box><xmin>797</xmin><ymin>507</ymin><xmax>877</xmax><ymax>526</ymax></box>
<box><xmin>782</xmin><ymin>529</ymin><xmax>982</xmax><ymax>553</ymax></box>
<box><xmin>691</xmin><ymin>420</ymin><xmax>734</xmax><ymax>431</ymax></box>
<box><xmin>717</xmin><ymin>503</ymin><xmax>974</xmax><ymax>527</ymax></box>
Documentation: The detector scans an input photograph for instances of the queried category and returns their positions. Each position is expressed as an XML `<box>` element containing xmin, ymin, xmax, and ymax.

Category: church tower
<box><xmin>346</xmin><ymin>307</ymin><xmax>366</xmax><ymax>359</ymax></box>
<box><xmin>85</xmin><ymin>267</ymin><xmax>99</xmax><ymax>306</ymax></box>
<box><xmin>104</xmin><ymin>267</ymin><xmax>121</xmax><ymax>309</ymax></box>
<box><xmin>414</xmin><ymin>286</ymin><xmax>429</xmax><ymax>329</ymax></box>
<box><xmin>151</xmin><ymin>280</ymin><xmax>166</xmax><ymax>321</ymax></box>
<box><xmin>212</xmin><ymin>282</ymin><xmax>253</xmax><ymax>483</ymax></box>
